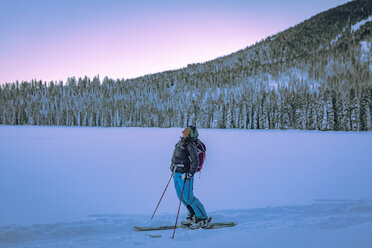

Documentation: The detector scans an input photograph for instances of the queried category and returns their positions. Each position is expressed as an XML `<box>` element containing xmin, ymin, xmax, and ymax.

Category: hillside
<box><xmin>140</xmin><ymin>0</ymin><xmax>371</xmax><ymax>88</ymax></box>
<box><xmin>0</xmin><ymin>0</ymin><xmax>371</xmax><ymax>130</ymax></box>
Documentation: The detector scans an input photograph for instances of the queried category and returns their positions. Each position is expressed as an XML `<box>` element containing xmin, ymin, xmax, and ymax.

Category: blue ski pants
<box><xmin>174</xmin><ymin>172</ymin><xmax>208</xmax><ymax>219</ymax></box>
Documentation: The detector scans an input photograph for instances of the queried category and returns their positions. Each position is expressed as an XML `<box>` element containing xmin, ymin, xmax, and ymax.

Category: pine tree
<box><xmin>360</xmin><ymin>86</ymin><xmax>372</xmax><ymax>131</ymax></box>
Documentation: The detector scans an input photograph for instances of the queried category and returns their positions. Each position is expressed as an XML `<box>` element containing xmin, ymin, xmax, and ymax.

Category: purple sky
<box><xmin>0</xmin><ymin>0</ymin><xmax>350</xmax><ymax>84</ymax></box>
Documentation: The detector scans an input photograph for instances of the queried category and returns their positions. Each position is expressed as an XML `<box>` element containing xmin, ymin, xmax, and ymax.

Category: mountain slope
<box><xmin>142</xmin><ymin>0</ymin><xmax>371</xmax><ymax>87</ymax></box>
<box><xmin>0</xmin><ymin>0</ymin><xmax>371</xmax><ymax>130</ymax></box>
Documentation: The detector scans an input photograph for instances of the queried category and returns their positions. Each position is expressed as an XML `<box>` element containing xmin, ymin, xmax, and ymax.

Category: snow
<box><xmin>351</xmin><ymin>16</ymin><xmax>372</xmax><ymax>32</ymax></box>
<box><xmin>360</xmin><ymin>41</ymin><xmax>371</xmax><ymax>53</ymax></box>
<box><xmin>330</xmin><ymin>33</ymin><xmax>342</xmax><ymax>45</ymax></box>
<box><xmin>1</xmin><ymin>200</ymin><xmax>372</xmax><ymax>248</ymax></box>
<box><xmin>0</xmin><ymin>126</ymin><xmax>372</xmax><ymax>247</ymax></box>
<box><xmin>360</xmin><ymin>40</ymin><xmax>371</xmax><ymax>65</ymax></box>
<box><xmin>328</xmin><ymin>16</ymin><xmax>371</xmax><ymax>50</ymax></box>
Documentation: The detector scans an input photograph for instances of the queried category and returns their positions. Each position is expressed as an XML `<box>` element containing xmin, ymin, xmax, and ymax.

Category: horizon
<box><xmin>0</xmin><ymin>0</ymin><xmax>351</xmax><ymax>84</ymax></box>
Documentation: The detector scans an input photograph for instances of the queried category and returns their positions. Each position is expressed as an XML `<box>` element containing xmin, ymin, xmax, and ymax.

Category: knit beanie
<box><xmin>188</xmin><ymin>125</ymin><xmax>198</xmax><ymax>138</ymax></box>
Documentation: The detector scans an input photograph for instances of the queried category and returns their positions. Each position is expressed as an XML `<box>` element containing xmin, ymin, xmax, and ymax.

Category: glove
<box><xmin>183</xmin><ymin>172</ymin><xmax>194</xmax><ymax>180</ymax></box>
<box><xmin>170</xmin><ymin>164</ymin><xmax>176</xmax><ymax>173</ymax></box>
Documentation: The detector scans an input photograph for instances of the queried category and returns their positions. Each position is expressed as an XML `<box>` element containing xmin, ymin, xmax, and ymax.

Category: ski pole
<box><xmin>172</xmin><ymin>174</ymin><xmax>187</xmax><ymax>239</ymax></box>
<box><xmin>151</xmin><ymin>171</ymin><xmax>174</xmax><ymax>220</ymax></box>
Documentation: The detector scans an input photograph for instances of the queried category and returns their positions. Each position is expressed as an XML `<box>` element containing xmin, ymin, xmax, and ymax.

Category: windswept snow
<box><xmin>329</xmin><ymin>16</ymin><xmax>371</xmax><ymax>49</ymax></box>
<box><xmin>351</xmin><ymin>16</ymin><xmax>372</xmax><ymax>32</ymax></box>
<box><xmin>0</xmin><ymin>126</ymin><xmax>371</xmax><ymax>247</ymax></box>
<box><xmin>1</xmin><ymin>200</ymin><xmax>372</xmax><ymax>248</ymax></box>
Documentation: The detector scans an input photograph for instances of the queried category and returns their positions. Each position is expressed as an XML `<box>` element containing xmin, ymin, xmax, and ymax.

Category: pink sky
<box><xmin>0</xmin><ymin>0</ymin><xmax>350</xmax><ymax>84</ymax></box>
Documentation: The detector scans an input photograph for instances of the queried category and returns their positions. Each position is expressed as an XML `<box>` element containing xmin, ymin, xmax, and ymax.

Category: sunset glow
<box><xmin>0</xmin><ymin>0</ymin><xmax>350</xmax><ymax>83</ymax></box>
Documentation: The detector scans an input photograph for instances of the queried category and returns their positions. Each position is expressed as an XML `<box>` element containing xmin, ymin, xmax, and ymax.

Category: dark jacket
<box><xmin>171</xmin><ymin>137</ymin><xmax>200</xmax><ymax>174</ymax></box>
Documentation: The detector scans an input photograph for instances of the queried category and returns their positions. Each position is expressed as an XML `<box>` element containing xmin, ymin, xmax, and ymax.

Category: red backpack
<box><xmin>195</xmin><ymin>139</ymin><xmax>206</xmax><ymax>172</ymax></box>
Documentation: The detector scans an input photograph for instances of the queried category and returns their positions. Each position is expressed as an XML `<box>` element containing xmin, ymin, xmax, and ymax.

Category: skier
<box><xmin>170</xmin><ymin>125</ymin><xmax>211</xmax><ymax>229</ymax></box>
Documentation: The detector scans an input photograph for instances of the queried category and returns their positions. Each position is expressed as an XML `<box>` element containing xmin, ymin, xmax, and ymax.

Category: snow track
<box><xmin>1</xmin><ymin>199</ymin><xmax>372</xmax><ymax>247</ymax></box>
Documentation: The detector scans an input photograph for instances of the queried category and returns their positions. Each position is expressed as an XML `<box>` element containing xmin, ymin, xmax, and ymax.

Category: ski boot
<box><xmin>188</xmin><ymin>217</ymin><xmax>212</xmax><ymax>229</ymax></box>
<box><xmin>181</xmin><ymin>213</ymin><xmax>196</xmax><ymax>227</ymax></box>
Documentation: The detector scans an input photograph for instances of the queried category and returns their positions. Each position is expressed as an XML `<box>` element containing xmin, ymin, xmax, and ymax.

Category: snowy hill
<box><xmin>1</xmin><ymin>0</ymin><xmax>371</xmax><ymax>131</ymax></box>
<box><xmin>0</xmin><ymin>126</ymin><xmax>371</xmax><ymax>247</ymax></box>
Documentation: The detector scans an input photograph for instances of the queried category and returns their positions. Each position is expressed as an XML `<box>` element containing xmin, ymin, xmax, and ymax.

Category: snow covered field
<box><xmin>0</xmin><ymin>126</ymin><xmax>372</xmax><ymax>247</ymax></box>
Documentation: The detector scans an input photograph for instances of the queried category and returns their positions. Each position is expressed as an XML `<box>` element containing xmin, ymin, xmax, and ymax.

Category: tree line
<box><xmin>0</xmin><ymin>76</ymin><xmax>371</xmax><ymax>131</ymax></box>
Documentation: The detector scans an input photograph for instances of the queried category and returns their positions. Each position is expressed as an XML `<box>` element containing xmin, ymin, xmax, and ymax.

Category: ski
<box><xmin>134</xmin><ymin>222</ymin><xmax>237</xmax><ymax>231</ymax></box>
<box><xmin>145</xmin><ymin>233</ymin><xmax>162</xmax><ymax>238</ymax></box>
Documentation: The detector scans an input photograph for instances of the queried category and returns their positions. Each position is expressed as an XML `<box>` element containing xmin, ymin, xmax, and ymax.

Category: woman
<box><xmin>170</xmin><ymin>125</ymin><xmax>211</xmax><ymax>229</ymax></box>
